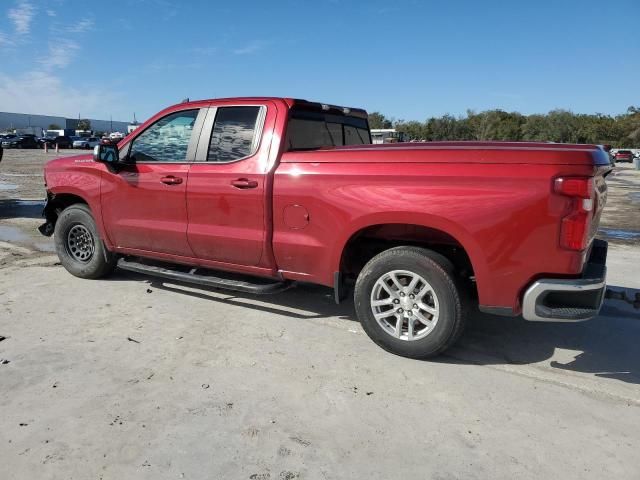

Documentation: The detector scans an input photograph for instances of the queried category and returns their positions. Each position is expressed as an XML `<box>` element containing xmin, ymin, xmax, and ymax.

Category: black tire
<box><xmin>54</xmin><ymin>204</ymin><xmax>116</xmax><ymax>279</ymax></box>
<box><xmin>354</xmin><ymin>246</ymin><xmax>466</xmax><ymax>359</ymax></box>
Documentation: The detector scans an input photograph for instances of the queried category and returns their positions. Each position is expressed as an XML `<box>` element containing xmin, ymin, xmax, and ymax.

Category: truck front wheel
<box><xmin>54</xmin><ymin>204</ymin><xmax>116</xmax><ymax>279</ymax></box>
<box><xmin>354</xmin><ymin>246</ymin><xmax>466</xmax><ymax>359</ymax></box>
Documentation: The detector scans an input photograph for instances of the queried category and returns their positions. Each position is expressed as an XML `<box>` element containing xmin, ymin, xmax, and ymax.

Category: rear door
<box><xmin>186</xmin><ymin>102</ymin><xmax>275</xmax><ymax>266</ymax></box>
<box><xmin>101</xmin><ymin>107</ymin><xmax>205</xmax><ymax>256</ymax></box>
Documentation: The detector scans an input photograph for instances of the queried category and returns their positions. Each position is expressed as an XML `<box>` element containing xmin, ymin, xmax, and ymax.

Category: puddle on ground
<box><xmin>0</xmin><ymin>199</ymin><xmax>44</xmax><ymax>218</ymax></box>
<box><xmin>12</xmin><ymin>200</ymin><xmax>44</xmax><ymax>206</ymax></box>
<box><xmin>0</xmin><ymin>225</ymin><xmax>29</xmax><ymax>242</ymax></box>
<box><xmin>0</xmin><ymin>182</ymin><xmax>18</xmax><ymax>191</ymax></box>
<box><xmin>0</xmin><ymin>173</ymin><xmax>41</xmax><ymax>177</ymax></box>
<box><xmin>0</xmin><ymin>225</ymin><xmax>55</xmax><ymax>252</ymax></box>
<box><xmin>598</xmin><ymin>227</ymin><xmax>640</xmax><ymax>240</ymax></box>
<box><xmin>33</xmin><ymin>241</ymin><xmax>55</xmax><ymax>252</ymax></box>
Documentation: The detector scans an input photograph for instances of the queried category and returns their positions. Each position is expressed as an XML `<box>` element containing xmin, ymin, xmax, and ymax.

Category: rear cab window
<box><xmin>285</xmin><ymin>103</ymin><xmax>371</xmax><ymax>151</ymax></box>
<box><xmin>207</xmin><ymin>106</ymin><xmax>263</xmax><ymax>162</ymax></box>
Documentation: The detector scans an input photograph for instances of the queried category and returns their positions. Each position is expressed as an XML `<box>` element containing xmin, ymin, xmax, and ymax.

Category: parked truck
<box><xmin>40</xmin><ymin>97</ymin><xmax>611</xmax><ymax>358</ymax></box>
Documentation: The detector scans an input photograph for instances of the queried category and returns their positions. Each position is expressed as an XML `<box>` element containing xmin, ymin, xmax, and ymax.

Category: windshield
<box><xmin>285</xmin><ymin>107</ymin><xmax>371</xmax><ymax>151</ymax></box>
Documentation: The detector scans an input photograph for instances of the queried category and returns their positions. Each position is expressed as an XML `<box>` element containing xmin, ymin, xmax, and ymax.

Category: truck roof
<box><xmin>177</xmin><ymin>97</ymin><xmax>369</xmax><ymax>118</ymax></box>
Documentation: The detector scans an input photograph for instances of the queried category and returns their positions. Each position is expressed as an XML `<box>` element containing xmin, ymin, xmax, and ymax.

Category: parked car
<box><xmin>614</xmin><ymin>150</ymin><xmax>634</xmax><ymax>163</ymax></box>
<box><xmin>73</xmin><ymin>137</ymin><xmax>101</xmax><ymax>149</ymax></box>
<box><xmin>1</xmin><ymin>134</ymin><xmax>38</xmax><ymax>148</ymax></box>
<box><xmin>37</xmin><ymin>137</ymin><xmax>54</xmax><ymax>148</ymax></box>
<box><xmin>39</xmin><ymin>97</ymin><xmax>611</xmax><ymax>359</ymax></box>
<box><xmin>41</xmin><ymin>136</ymin><xmax>73</xmax><ymax>149</ymax></box>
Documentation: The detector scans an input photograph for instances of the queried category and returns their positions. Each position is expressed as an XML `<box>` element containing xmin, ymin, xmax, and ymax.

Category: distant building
<box><xmin>0</xmin><ymin>111</ymin><xmax>130</xmax><ymax>135</ymax></box>
<box><xmin>370</xmin><ymin>128</ymin><xmax>407</xmax><ymax>144</ymax></box>
<box><xmin>127</xmin><ymin>121</ymin><xmax>141</xmax><ymax>134</ymax></box>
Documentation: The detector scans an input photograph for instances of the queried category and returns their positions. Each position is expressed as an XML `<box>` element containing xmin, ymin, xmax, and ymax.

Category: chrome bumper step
<box><xmin>522</xmin><ymin>240</ymin><xmax>608</xmax><ymax>322</ymax></box>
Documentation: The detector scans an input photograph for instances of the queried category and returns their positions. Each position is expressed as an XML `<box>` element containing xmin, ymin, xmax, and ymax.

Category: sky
<box><xmin>0</xmin><ymin>0</ymin><xmax>638</xmax><ymax>123</ymax></box>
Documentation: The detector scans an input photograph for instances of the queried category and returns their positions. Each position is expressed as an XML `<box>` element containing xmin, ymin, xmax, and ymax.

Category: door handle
<box><xmin>231</xmin><ymin>178</ymin><xmax>258</xmax><ymax>189</ymax></box>
<box><xmin>160</xmin><ymin>175</ymin><xmax>183</xmax><ymax>185</ymax></box>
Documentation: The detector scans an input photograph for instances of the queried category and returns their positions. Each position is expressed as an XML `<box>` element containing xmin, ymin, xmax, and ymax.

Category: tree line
<box><xmin>368</xmin><ymin>107</ymin><xmax>640</xmax><ymax>147</ymax></box>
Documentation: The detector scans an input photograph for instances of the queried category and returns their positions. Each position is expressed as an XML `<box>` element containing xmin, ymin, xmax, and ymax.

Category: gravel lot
<box><xmin>1</xmin><ymin>149</ymin><xmax>639</xmax><ymax>479</ymax></box>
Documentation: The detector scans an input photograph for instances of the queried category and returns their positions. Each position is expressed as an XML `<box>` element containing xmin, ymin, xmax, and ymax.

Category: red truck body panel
<box><xmin>43</xmin><ymin>97</ymin><xmax>610</xmax><ymax>316</ymax></box>
<box><xmin>273</xmin><ymin>157</ymin><xmax>606</xmax><ymax>312</ymax></box>
<box><xmin>186</xmin><ymin>100</ymin><xmax>282</xmax><ymax>268</ymax></box>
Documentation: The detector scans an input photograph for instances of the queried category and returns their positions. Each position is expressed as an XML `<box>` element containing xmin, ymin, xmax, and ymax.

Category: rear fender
<box><xmin>331</xmin><ymin>211</ymin><xmax>489</xmax><ymax>298</ymax></box>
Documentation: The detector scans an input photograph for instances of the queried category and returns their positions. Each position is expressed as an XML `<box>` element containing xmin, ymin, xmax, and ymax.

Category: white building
<box><xmin>370</xmin><ymin>128</ymin><xmax>407</xmax><ymax>144</ymax></box>
<box><xmin>0</xmin><ymin>111</ymin><xmax>130</xmax><ymax>135</ymax></box>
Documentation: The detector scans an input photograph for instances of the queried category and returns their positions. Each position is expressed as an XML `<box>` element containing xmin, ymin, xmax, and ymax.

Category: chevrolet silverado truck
<box><xmin>39</xmin><ymin>97</ymin><xmax>611</xmax><ymax>358</ymax></box>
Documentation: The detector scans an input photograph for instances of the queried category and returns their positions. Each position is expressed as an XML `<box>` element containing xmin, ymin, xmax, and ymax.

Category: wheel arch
<box><xmin>332</xmin><ymin>213</ymin><xmax>490</xmax><ymax>303</ymax></box>
<box><xmin>43</xmin><ymin>192</ymin><xmax>89</xmax><ymax>223</ymax></box>
<box><xmin>42</xmin><ymin>190</ymin><xmax>111</xmax><ymax>248</ymax></box>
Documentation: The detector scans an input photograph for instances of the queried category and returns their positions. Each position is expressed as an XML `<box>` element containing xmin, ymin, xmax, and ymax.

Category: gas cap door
<box><xmin>283</xmin><ymin>204</ymin><xmax>310</xmax><ymax>229</ymax></box>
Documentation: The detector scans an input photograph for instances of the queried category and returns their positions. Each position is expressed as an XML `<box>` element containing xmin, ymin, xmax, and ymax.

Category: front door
<box><xmin>101</xmin><ymin>108</ymin><xmax>203</xmax><ymax>257</ymax></box>
<box><xmin>186</xmin><ymin>103</ymin><xmax>274</xmax><ymax>267</ymax></box>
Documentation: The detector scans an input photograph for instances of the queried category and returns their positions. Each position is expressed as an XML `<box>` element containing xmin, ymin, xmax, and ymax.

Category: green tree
<box><xmin>467</xmin><ymin>110</ymin><xmax>525</xmax><ymax>141</ymax></box>
<box><xmin>394</xmin><ymin>120</ymin><xmax>426</xmax><ymax>140</ymax></box>
<box><xmin>77</xmin><ymin>119</ymin><xmax>92</xmax><ymax>131</ymax></box>
<box><xmin>573</xmin><ymin>114</ymin><xmax>620</xmax><ymax>144</ymax></box>
<box><xmin>368</xmin><ymin>112</ymin><xmax>392</xmax><ymax>129</ymax></box>
<box><xmin>370</xmin><ymin>107</ymin><xmax>639</xmax><ymax>147</ymax></box>
<box><xmin>48</xmin><ymin>123</ymin><xmax>61</xmax><ymax>129</ymax></box>
<box><xmin>618</xmin><ymin>107</ymin><xmax>640</xmax><ymax>147</ymax></box>
<box><xmin>424</xmin><ymin>114</ymin><xmax>472</xmax><ymax>141</ymax></box>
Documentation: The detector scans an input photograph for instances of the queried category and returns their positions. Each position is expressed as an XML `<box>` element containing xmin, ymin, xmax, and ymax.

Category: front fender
<box><xmin>42</xmin><ymin>162</ymin><xmax>111</xmax><ymax>247</ymax></box>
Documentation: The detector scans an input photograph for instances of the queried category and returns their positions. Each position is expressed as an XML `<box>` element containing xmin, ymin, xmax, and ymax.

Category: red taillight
<box><xmin>554</xmin><ymin>177</ymin><xmax>594</xmax><ymax>198</ymax></box>
<box><xmin>554</xmin><ymin>177</ymin><xmax>595</xmax><ymax>251</ymax></box>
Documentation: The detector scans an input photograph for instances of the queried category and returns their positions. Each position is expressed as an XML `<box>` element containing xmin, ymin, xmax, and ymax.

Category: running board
<box><xmin>117</xmin><ymin>258</ymin><xmax>293</xmax><ymax>295</ymax></box>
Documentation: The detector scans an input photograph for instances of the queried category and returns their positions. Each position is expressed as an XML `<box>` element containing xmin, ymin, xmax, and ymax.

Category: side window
<box><xmin>129</xmin><ymin>109</ymin><xmax>198</xmax><ymax>163</ymax></box>
<box><xmin>207</xmin><ymin>106</ymin><xmax>261</xmax><ymax>162</ymax></box>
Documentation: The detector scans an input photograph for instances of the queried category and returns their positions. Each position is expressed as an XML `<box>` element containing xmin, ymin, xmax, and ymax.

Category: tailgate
<box><xmin>589</xmin><ymin>166</ymin><xmax>609</xmax><ymax>245</ymax></box>
<box><xmin>587</xmin><ymin>145</ymin><xmax>613</xmax><ymax>245</ymax></box>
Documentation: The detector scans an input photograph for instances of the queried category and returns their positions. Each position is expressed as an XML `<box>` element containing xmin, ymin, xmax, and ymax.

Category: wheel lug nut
<box><xmin>397</xmin><ymin>308</ymin><xmax>403</xmax><ymax>313</ymax></box>
<box><xmin>408</xmin><ymin>311</ymin><xmax>412</xmax><ymax>316</ymax></box>
<box><xmin>393</xmin><ymin>299</ymin><xmax>400</xmax><ymax>304</ymax></box>
<box><xmin>409</xmin><ymin>294</ymin><xmax>414</xmax><ymax>299</ymax></box>
<box><xmin>413</xmin><ymin>304</ymin><xmax>418</xmax><ymax>309</ymax></box>
<box><xmin>400</xmin><ymin>292</ymin><xmax>405</xmax><ymax>297</ymax></box>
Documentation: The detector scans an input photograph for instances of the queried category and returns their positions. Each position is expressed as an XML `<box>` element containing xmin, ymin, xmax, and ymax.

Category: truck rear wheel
<box><xmin>54</xmin><ymin>204</ymin><xmax>116</xmax><ymax>279</ymax></box>
<box><xmin>354</xmin><ymin>246</ymin><xmax>465</xmax><ymax>359</ymax></box>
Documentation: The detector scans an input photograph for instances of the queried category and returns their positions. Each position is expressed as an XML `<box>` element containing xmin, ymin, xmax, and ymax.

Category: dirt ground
<box><xmin>1</xmin><ymin>149</ymin><xmax>639</xmax><ymax>479</ymax></box>
<box><xmin>599</xmin><ymin>163</ymin><xmax>640</xmax><ymax>242</ymax></box>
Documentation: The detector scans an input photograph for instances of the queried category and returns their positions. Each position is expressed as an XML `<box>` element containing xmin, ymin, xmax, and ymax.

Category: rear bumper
<box><xmin>522</xmin><ymin>239</ymin><xmax>607</xmax><ymax>322</ymax></box>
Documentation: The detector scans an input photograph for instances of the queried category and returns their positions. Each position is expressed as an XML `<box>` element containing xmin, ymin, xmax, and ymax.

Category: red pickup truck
<box><xmin>40</xmin><ymin>97</ymin><xmax>611</xmax><ymax>358</ymax></box>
